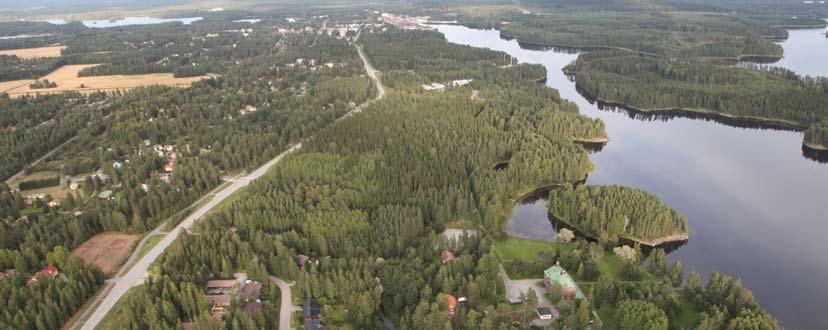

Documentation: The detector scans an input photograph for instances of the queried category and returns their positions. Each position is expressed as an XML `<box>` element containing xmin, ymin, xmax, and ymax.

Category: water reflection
<box><xmin>434</xmin><ymin>24</ymin><xmax>828</xmax><ymax>329</ymax></box>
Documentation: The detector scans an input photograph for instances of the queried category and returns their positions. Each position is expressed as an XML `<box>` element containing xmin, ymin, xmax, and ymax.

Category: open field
<box><xmin>494</xmin><ymin>237</ymin><xmax>572</xmax><ymax>261</ymax></box>
<box><xmin>70</xmin><ymin>233</ymin><xmax>139</xmax><ymax>276</ymax></box>
<box><xmin>0</xmin><ymin>45</ymin><xmax>66</xmax><ymax>59</ymax></box>
<box><xmin>11</xmin><ymin>170</ymin><xmax>68</xmax><ymax>199</ymax></box>
<box><xmin>0</xmin><ymin>64</ymin><xmax>210</xmax><ymax>97</ymax></box>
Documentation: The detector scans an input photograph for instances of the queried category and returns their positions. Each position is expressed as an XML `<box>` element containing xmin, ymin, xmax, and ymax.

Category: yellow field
<box><xmin>0</xmin><ymin>64</ymin><xmax>209</xmax><ymax>97</ymax></box>
<box><xmin>0</xmin><ymin>45</ymin><xmax>66</xmax><ymax>59</ymax></box>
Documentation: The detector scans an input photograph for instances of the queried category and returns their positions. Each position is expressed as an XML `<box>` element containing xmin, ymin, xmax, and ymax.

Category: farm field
<box><xmin>0</xmin><ymin>45</ymin><xmax>66</xmax><ymax>59</ymax></box>
<box><xmin>0</xmin><ymin>64</ymin><xmax>210</xmax><ymax>97</ymax></box>
<box><xmin>70</xmin><ymin>233</ymin><xmax>139</xmax><ymax>276</ymax></box>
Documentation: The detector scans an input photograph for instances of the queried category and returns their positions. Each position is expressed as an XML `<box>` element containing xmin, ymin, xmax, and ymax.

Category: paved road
<box><xmin>269</xmin><ymin>276</ymin><xmax>298</xmax><ymax>330</ymax></box>
<box><xmin>78</xmin><ymin>26</ymin><xmax>386</xmax><ymax>330</ymax></box>
<box><xmin>79</xmin><ymin>144</ymin><xmax>302</xmax><ymax>330</ymax></box>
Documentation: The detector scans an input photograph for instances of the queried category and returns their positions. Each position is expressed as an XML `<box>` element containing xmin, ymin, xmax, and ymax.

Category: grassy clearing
<box><xmin>598</xmin><ymin>253</ymin><xmax>658</xmax><ymax>282</ymax></box>
<box><xmin>672</xmin><ymin>293</ymin><xmax>702</xmax><ymax>329</ymax></box>
<box><xmin>136</xmin><ymin>234</ymin><xmax>164</xmax><ymax>262</ymax></box>
<box><xmin>592</xmin><ymin>292</ymin><xmax>701</xmax><ymax>330</ymax></box>
<box><xmin>493</xmin><ymin>236</ymin><xmax>571</xmax><ymax>261</ymax></box>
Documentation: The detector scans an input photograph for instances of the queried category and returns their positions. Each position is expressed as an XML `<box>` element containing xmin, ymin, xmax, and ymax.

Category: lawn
<box><xmin>598</xmin><ymin>254</ymin><xmax>658</xmax><ymax>282</ymax></box>
<box><xmin>591</xmin><ymin>293</ymin><xmax>701</xmax><ymax>330</ymax></box>
<box><xmin>136</xmin><ymin>234</ymin><xmax>164</xmax><ymax>261</ymax></box>
<box><xmin>493</xmin><ymin>237</ymin><xmax>571</xmax><ymax>261</ymax></box>
<box><xmin>672</xmin><ymin>293</ymin><xmax>702</xmax><ymax>329</ymax></box>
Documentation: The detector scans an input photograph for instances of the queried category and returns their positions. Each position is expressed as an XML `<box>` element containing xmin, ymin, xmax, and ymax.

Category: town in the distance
<box><xmin>1</xmin><ymin>0</ymin><xmax>827</xmax><ymax>329</ymax></box>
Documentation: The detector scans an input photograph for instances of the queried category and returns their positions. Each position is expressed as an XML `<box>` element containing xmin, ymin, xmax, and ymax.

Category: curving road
<box><xmin>268</xmin><ymin>276</ymin><xmax>298</xmax><ymax>330</ymax></box>
<box><xmin>77</xmin><ymin>26</ymin><xmax>385</xmax><ymax>330</ymax></box>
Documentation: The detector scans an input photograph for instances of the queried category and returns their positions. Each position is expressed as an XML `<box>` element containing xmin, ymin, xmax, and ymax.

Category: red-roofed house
<box><xmin>441</xmin><ymin>250</ymin><xmax>455</xmax><ymax>264</ymax></box>
<box><xmin>37</xmin><ymin>265</ymin><xmax>59</xmax><ymax>279</ymax></box>
<box><xmin>446</xmin><ymin>294</ymin><xmax>457</xmax><ymax>318</ymax></box>
<box><xmin>164</xmin><ymin>162</ymin><xmax>175</xmax><ymax>172</ymax></box>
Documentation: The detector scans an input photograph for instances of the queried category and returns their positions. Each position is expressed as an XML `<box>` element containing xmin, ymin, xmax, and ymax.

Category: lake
<box><xmin>775</xmin><ymin>26</ymin><xmax>828</xmax><ymax>77</ymax></box>
<box><xmin>41</xmin><ymin>17</ymin><xmax>203</xmax><ymax>28</ymax></box>
<box><xmin>434</xmin><ymin>25</ymin><xmax>828</xmax><ymax>329</ymax></box>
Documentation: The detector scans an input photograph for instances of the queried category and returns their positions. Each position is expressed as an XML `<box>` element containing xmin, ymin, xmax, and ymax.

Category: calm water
<box><xmin>40</xmin><ymin>17</ymin><xmax>203</xmax><ymax>28</ymax></box>
<box><xmin>434</xmin><ymin>25</ymin><xmax>828</xmax><ymax>329</ymax></box>
<box><xmin>775</xmin><ymin>27</ymin><xmax>828</xmax><ymax>77</ymax></box>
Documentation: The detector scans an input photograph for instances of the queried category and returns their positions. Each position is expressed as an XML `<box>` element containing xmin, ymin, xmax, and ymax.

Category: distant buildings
<box><xmin>422</xmin><ymin>82</ymin><xmax>446</xmax><ymax>92</ymax></box>
<box><xmin>380</xmin><ymin>13</ymin><xmax>434</xmax><ymax>31</ymax></box>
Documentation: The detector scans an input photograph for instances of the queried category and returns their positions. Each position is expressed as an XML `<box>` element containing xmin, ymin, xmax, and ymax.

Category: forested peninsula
<box><xmin>547</xmin><ymin>185</ymin><xmax>689</xmax><ymax>246</ymax></box>
<box><xmin>566</xmin><ymin>50</ymin><xmax>828</xmax><ymax>149</ymax></box>
<box><xmin>451</xmin><ymin>4</ymin><xmax>828</xmax><ymax>152</ymax></box>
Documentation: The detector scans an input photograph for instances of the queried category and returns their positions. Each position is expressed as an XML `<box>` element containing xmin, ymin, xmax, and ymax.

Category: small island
<box><xmin>804</xmin><ymin>124</ymin><xmax>828</xmax><ymax>151</ymax></box>
<box><xmin>547</xmin><ymin>185</ymin><xmax>689</xmax><ymax>246</ymax></box>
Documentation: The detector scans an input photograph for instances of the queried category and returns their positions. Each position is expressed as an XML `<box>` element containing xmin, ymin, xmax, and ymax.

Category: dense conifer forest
<box><xmin>0</xmin><ymin>2</ymin><xmax>801</xmax><ymax>328</ymax></box>
<box><xmin>547</xmin><ymin>185</ymin><xmax>689</xmax><ymax>244</ymax></box>
<box><xmin>0</xmin><ymin>16</ymin><xmax>371</xmax><ymax>329</ymax></box>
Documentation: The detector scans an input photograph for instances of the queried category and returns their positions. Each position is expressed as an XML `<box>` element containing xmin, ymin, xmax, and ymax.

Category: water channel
<box><xmin>434</xmin><ymin>24</ymin><xmax>828</xmax><ymax>329</ymax></box>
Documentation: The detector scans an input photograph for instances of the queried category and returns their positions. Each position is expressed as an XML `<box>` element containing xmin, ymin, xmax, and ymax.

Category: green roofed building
<box><xmin>97</xmin><ymin>190</ymin><xmax>114</xmax><ymax>199</ymax></box>
<box><xmin>543</xmin><ymin>264</ymin><xmax>584</xmax><ymax>299</ymax></box>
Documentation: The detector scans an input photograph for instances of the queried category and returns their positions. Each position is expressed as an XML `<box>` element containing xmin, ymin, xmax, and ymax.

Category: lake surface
<box><xmin>434</xmin><ymin>25</ymin><xmax>828</xmax><ymax>330</ymax></box>
<box><xmin>774</xmin><ymin>26</ymin><xmax>828</xmax><ymax>77</ymax></box>
<box><xmin>40</xmin><ymin>17</ymin><xmax>203</xmax><ymax>28</ymax></box>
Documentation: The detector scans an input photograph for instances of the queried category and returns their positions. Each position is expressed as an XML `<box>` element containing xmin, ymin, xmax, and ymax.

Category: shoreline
<box><xmin>803</xmin><ymin>142</ymin><xmax>828</xmax><ymax>151</ymax></box>
<box><xmin>509</xmin><ymin>185</ymin><xmax>689</xmax><ymax>249</ymax></box>
<box><xmin>567</xmin><ymin>76</ymin><xmax>807</xmax><ymax>131</ymax></box>
<box><xmin>572</xmin><ymin>136</ymin><xmax>609</xmax><ymax>144</ymax></box>
<box><xmin>548</xmin><ymin>211</ymin><xmax>690</xmax><ymax>248</ymax></box>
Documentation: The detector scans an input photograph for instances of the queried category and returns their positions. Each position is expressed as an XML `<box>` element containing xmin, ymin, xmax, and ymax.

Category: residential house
<box><xmin>164</xmin><ymin>162</ymin><xmax>175</xmax><ymax>173</ymax></box>
<box><xmin>440</xmin><ymin>250</ymin><xmax>455</xmax><ymax>264</ymax></box>
<box><xmin>446</xmin><ymin>294</ymin><xmax>458</xmax><ymax>318</ymax></box>
<box><xmin>297</xmin><ymin>254</ymin><xmax>310</xmax><ymax>268</ymax></box>
<box><xmin>35</xmin><ymin>265</ymin><xmax>59</xmax><ymax>280</ymax></box>
<box><xmin>303</xmin><ymin>299</ymin><xmax>324</xmax><ymax>330</ymax></box>
<box><xmin>0</xmin><ymin>269</ymin><xmax>18</xmax><ymax>280</ymax></box>
<box><xmin>47</xmin><ymin>199</ymin><xmax>61</xmax><ymax>208</ymax></box>
<box><xmin>206</xmin><ymin>279</ymin><xmax>239</xmax><ymax>295</ymax></box>
<box><xmin>242</xmin><ymin>301</ymin><xmax>262</xmax><ymax>313</ymax></box>
<box><xmin>543</xmin><ymin>264</ymin><xmax>584</xmax><ymax>299</ymax></box>
<box><xmin>536</xmin><ymin>307</ymin><xmax>553</xmax><ymax>320</ymax></box>
<box><xmin>242</xmin><ymin>280</ymin><xmax>262</xmax><ymax>303</ymax></box>
<box><xmin>206</xmin><ymin>295</ymin><xmax>231</xmax><ymax>318</ymax></box>
<box><xmin>98</xmin><ymin>190</ymin><xmax>114</xmax><ymax>200</ymax></box>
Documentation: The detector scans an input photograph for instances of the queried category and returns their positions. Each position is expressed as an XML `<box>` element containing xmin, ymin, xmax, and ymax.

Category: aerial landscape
<box><xmin>0</xmin><ymin>0</ymin><xmax>826</xmax><ymax>329</ymax></box>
